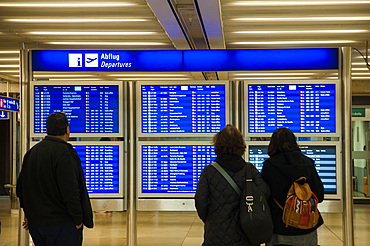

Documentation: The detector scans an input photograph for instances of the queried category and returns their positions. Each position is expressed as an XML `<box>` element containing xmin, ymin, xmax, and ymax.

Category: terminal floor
<box><xmin>0</xmin><ymin>198</ymin><xmax>369</xmax><ymax>246</ymax></box>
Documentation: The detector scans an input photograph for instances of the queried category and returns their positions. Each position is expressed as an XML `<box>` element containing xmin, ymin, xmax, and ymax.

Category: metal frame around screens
<box><xmin>30</xmin><ymin>141</ymin><xmax>124</xmax><ymax>198</ymax></box>
<box><xmin>137</xmin><ymin>141</ymin><xmax>215</xmax><ymax>198</ymax></box>
<box><xmin>136</xmin><ymin>81</ymin><xmax>230</xmax><ymax>137</ymax></box>
<box><xmin>30</xmin><ymin>81</ymin><xmax>124</xmax><ymax>138</ymax></box>
<box><xmin>244</xmin><ymin>80</ymin><xmax>341</xmax><ymax>137</ymax></box>
<box><xmin>245</xmin><ymin>141</ymin><xmax>342</xmax><ymax>199</ymax></box>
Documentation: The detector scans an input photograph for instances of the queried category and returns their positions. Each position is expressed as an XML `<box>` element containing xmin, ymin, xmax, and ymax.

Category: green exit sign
<box><xmin>352</xmin><ymin>108</ymin><xmax>365</xmax><ymax>117</ymax></box>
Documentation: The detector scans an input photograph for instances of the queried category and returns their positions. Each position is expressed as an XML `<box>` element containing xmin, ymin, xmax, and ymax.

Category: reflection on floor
<box><xmin>1</xmin><ymin>197</ymin><xmax>370</xmax><ymax>246</ymax></box>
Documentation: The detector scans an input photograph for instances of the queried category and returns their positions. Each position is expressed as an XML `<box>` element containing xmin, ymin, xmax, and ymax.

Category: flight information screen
<box><xmin>248</xmin><ymin>145</ymin><xmax>337</xmax><ymax>194</ymax></box>
<box><xmin>74</xmin><ymin>145</ymin><xmax>120</xmax><ymax>194</ymax></box>
<box><xmin>247</xmin><ymin>84</ymin><xmax>336</xmax><ymax>134</ymax></box>
<box><xmin>141</xmin><ymin>144</ymin><xmax>216</xmax><ymax>194</ymax></box>
<box><xmin>141</xmin><ymin>84</ymin><xmax>226</xmax><ymax>134</ymax></box>
<box><xmin>33</xmin><ymin>85</ymin><xmax>119</xmax><ymax>134</ymax></box>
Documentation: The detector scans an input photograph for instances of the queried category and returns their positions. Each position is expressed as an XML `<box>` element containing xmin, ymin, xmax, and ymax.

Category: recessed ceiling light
<box><xmin>233</xmin><ymin>77</ymin><xmax>313</xmax><ymax>80</ymax></box>
<box><xmin>0</xmin><ymin>51</ymin><xmax>19</xmax><ymax>54</ymax></box>
<box><xmin>0</xmin><ymin>70</ymin><xmax>19</xmax><ymax>73</ymax></box>
<box><xmin>232</xmin><ymin>40</ymin><xmax>356</xmax><ymax>45</ymax></box>
<box><xmin>352</xmin><ymin>62</ymin><xmax>369</xmax><ymax>66</ymax></box>
<box><xmin>45</xmin><ymin>78</ymin><xmax>103</xmax><ymax>81</ymax></box>
<box><xmin>33</xmin><ymin>75</ymin><xmax>94</xmax><ymax>77</ymax></box>
<box><xmin>29</xmin><ymin>31</ymin><xmax>155</xmax><ymax>35</ymax></box>
<box><xmin>0</xmin><ymin>3</ymin><xmax>134</xmax><ymax>7</ymax></box>
<box><xmin>233</xmin><ymin>1</ymin><xmax>370</xmax><ymax>6</ymax></box>
<box><xmin>112</xmin><ymin>78</ymin><xmax>191</xmax><ymax>81</ymax></box>
<box><xmin>5</xmin><ymin>18</ymin><xmax>147</xmax><ymax>23</ymax></box>
<box><xmin>108</xmin><ymin>74</ymin><xmax>188</xmax><ymax>77</ymax></box>
<box><xmin>47</xmin><ymin>42</ymin><xmax>167</xmax><ymax>45</ymax></box>
<box><xmin>233</xmin><ymin>17</ymin><xmax>370</xmax><ymax>21</ymax></box>
<box><xmin>352</xmin><ymin>73</ymin><xmax>370</xmax><ymax>75</ymax></box>
<box><xmin>234</xmin><ymin>30</ymin><xmax>368</xmax><ymax>34</ymax></box>
<box><xmin>0</xmin><ymin>58</ymin><xmax>19</xmax><ymax>61</ymax></box>
<box><xmin>0</xmin><ymin>65</ymin><xmax>19</xmax><ymax>67</ymax></box>
<box><xmin>233</xmin><ymin>73</ymin><xmax>318</xmax><ymax>76</ymax></box>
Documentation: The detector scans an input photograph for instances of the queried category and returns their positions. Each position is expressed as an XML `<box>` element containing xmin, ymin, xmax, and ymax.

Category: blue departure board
<box><xmin>32</xmin><ymin>83</ymin><xmax>120</xmax><ymax>135</ymax></box>
<box><xmin>140</xmin><ymin>83</ymin><xmax>226</xmax><ymax>135</ymax></box>
<box><xmin>74</xmin><ymin>144</ymin><xmax>120</xmax><ymax>194</ymax></box>
<box><xmin>247</xmin><ymin>83</ymin><xmax>336</xmax><ymax>135</ymax></box>
<box><xmin>140</xmin><ymin>144</ymin><xmax>216</xmax><ymax>195</ymax></box>
<box><xmin>247</xmin><ymin>144</ymin><xmax>337</xmax><ymax>194</ymax></box>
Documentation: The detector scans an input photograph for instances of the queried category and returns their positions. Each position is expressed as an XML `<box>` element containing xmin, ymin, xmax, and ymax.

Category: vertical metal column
<box><xmin>127</xmin><ymin>81</ymin><xmax>137</xmax><ymax>246</ymax></box>
<box><xmin>233</xmin><ymin>81</ymin><xmax>240</xmax><ymax>128</ymax></box>
<box><xmin>8</xmin><ymin>81</ymin><xmax>17</xmax><ymax>210</ymax></box>
<box><xmin>12</xmin><ymin>109</ymin><xmax>17</xmax><ymax>209</ymax></box>
<box><xmin>18</xmin><ymin>47</ymin><xmax>30</xmax><ymax>246</ymax></box>
<box><xmin>341</xmin><ymin>47</ymin><xmax>354</xmax><ymax>246</ymax></box>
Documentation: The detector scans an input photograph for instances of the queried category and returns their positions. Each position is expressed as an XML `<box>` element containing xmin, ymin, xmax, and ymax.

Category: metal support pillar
<box><xmin>233</xmin><ymin>81</ymin><xmax>240</xmax><ymax>129</ymax></box>
<box><xmin>127</xmin><ymin>82</ymin><xmax>137</xmax><ymax>246</ymax></box>
<box><xmin>341</xmin><ymin>47</ymin><xmax>354</xmax><ymax>246</ymax></box>
<box><xmin>18</xmin><ymin>47</ymin><xmax>30</xmax><ymax>246</ymax></box>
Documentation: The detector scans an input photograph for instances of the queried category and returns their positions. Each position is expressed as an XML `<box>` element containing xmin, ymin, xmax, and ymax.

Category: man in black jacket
<box><xmin>17</xmin><ymin>112</ymin><xmax>93</xmax><ymax>246</ymax></box>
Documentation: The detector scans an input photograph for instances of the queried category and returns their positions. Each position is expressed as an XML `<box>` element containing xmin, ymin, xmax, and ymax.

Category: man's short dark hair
<box><xmin>46</xmin><ymin>112</ymin><xmax>69</xmax><ymax>136</ymax></box>
<box><xmin>212</xmin><ymin>124</ymin><xmax>246</xmax><ymax>156</ymax></box>
<box><xmin>267</xmin><ymin>127</ymin><xmax>300</xmax><ymax>156</ymax></box>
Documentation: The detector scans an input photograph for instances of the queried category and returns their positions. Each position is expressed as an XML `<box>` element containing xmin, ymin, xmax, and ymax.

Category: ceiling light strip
<box><xmin>47</xmin><ymin>42</ymin><xmax>166</xmax><ymax>45</ymax></box>
<box><xmin>29</xmin><ymin>31</ymin><xmax>155</xmax><ymax>35</ymax></box>
<box><xmin>0</xmin><ymin>51</ymin><xmax>19</xmax><ymax>54</ymax></box>
<box><xmin>108</xmin><ymin>74</ymin><xmax>188</xmax><ymax>77</ymax></box>
<box><xmin>0</xmin><ymin>3</ymin><xmax>134</xmax><ymax>7</ymax></box>
<box><xmin>5</xmin><ymin>18</ymin><xmax>147</xmax><ymax>23</ymax></box>
<box><xmin>0</xmin><ymin>65</ymin><xmax>19</xmax><ymax>67</ymax></box>
<box><xmin>233</xmin><ymin>73</ymin><xmax>322</xmax><ymax>76</ymax></box>
<box><xmin>234</xmin><ymin>30</ymin><xmax>368</xmax><ymax>34</ymax></box>
<box><xmin>233</xmin><ymin>77</ymin><xmax>313</xmax><ymax>80</ymax></box>
<box><xmin>233</xmin><ymin>40</ymin><xmax>356</xmax><ymax>44</ymax></box>
<box><xmin>33</xmin><ymin>75</ymin><xmax>94</xmax><ymax>77</ymax></box>
<box><xmin>233</xmin><ymin>17</ymin><xmax>370</xmax><ymax>21</ymax></box>
<box><xmin>112</xmin><ymin>78</ymin><xmax>191</xmax><ymax>81</ymax></box>
<box><xmin>233</xmin><ymin>1</ymin><xmax>370</xmax><ymax>6</ymax></box>
<box><xmin>0</xmin><ymin>70</ymin><xmax>19</xmax><ymax>73</ymax></box>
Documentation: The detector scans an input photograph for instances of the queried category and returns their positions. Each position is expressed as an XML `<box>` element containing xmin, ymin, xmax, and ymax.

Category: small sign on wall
<box><xmin>0</xmin><ymin>111</ymin><xmax>9</xmax><ymax>120</ymax></box>
<box><xmin>352</xmin><ymin>108</ymin><xmax>365</xmax><ymax>117</ymax></box>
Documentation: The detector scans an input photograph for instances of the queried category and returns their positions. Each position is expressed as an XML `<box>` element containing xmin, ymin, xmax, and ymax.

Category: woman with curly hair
<box><xmin>195</xmin><ymin>124</ymin><xmax>270</xmax><ymax>246</ymax></box>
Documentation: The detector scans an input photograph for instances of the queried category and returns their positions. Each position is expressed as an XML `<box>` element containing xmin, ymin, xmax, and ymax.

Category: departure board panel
<box><xmin>74</xmin><ymin>143</ymin><xmax>122</xmax><ymax>197</ymax></box>
<box><xmin>247</xmin><ymin>83</ymin><xmax>337</xmax><ymax>135</ymax></box>
<box><xmin>31</xmin><ymin>82</ymin><xmax>122</xmax><ymax>136</ymax></box>
<box><xmin>247</xmin><ymin>144</ymin><xmax>337</xmax><ymax>194</ymax></box>
<box><xmin>140</xmin><ymin>143</ymin><xmax>216</xmax><ymax>196</ymax></box>
<box><xmin>139</xmin><ymin>83</ymin><xmax>227</xmax><ymax>136</ymax></box>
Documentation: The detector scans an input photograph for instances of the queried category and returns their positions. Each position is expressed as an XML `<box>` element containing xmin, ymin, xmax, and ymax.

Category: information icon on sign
<box><xmin>69</xmin><ymin>53</ymin><xmax>83</xmax><ymax>67</ymax></box>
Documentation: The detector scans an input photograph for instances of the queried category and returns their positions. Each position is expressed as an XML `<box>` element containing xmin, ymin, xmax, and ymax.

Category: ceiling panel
<box><xmin>0</xmin><ymin>0</ymin><xmax>369</xmax><ymax>87</ymax></box>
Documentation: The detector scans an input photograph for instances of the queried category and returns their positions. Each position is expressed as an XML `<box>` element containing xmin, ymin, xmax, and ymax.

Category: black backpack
<box><xmin>212</xmin><ymin>162</ymin><xmax>273</xmax><ymax>245</ymax></box>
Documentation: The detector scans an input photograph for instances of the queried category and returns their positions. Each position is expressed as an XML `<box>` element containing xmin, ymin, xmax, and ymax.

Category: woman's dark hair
<box><xmin>267</xmin><ymin>127</ymin><xmax>300</xmax><ymax>156</ymax></box>
<box><xmin>212</xmin><ymin>124</ymin><xmax>246</xmax><ymax>156</ymax></box>
<box><xmin>46</xmin><ymin>112</ymin><xmax>69</xmax><ymax>136</ymax></box>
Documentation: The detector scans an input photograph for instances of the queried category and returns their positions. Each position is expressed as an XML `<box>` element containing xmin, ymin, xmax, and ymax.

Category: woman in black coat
<box><xmin>261</xmin><ymin>127</ymin><xmax>324</xmax><ymax>246</ymax></box>
<box><xmin>195</xmin><ymin>125</ymin><xmax>270</xmax><ymax>246</ymax></box>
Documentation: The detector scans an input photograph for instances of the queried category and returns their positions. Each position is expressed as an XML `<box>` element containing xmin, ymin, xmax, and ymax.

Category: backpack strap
<box><xmin>273</xmin><ymin>176</ymin><xmax>308</xmax><ymax>210</ymax></box>
<box><xmin>273</xmin><ymin>197</ymin><xmax>284</xmax><ymax>210</ymax></box>
<box><xmin>245</xmin><ymin>163</ymin><xmax>254</xmax><ymax>211</ymax></box>
<box><xmin>212</xmin><ymin>162</ymin><xmax>241</xmax><ymax>196</ymax></box>
<box><xmin>295</xmin><ymin>177</ymin><xmax>307</xmax><ymax>183</ymax></box>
